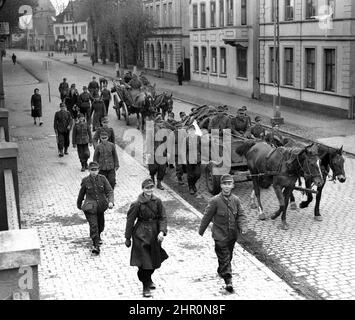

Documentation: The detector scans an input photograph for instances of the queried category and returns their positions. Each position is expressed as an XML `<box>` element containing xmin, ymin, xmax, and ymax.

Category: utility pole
<box><xmin>271</xmin><ymin>0</ymin><xmax>284</xmax><ymax>125</ymax></box>
<box><xmin>70</xmin><ymin>0</ymin><xmax>77</xmax><ymax>64</ymax></box>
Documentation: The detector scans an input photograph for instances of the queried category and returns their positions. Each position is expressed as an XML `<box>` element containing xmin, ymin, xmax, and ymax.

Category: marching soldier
<box><xmin>199</xmin><ymin>174</ymin><xmax>248</xmax><ymax>293</ymax></box>
<box><xmin>125</xmin><ymin>178</ymin><xmax>168</xmax><ymax>297</ymax></box>
<box><xmin>100</xmin><ymin>83</ymin><xmax>112</xmax><ymax>115</ymax></box>
<box><xmin>78</xmin><ymin>86</ymin><xmax>92</xmax><ymax>124</ymax></box>
<box><xmin>186</xmin><ymin>124</ymin><xmax>202</xmax><ymax>195</ymax></box>
<box><xmin>65</xmin><ymin>83</ymin><xmax>80</xmax><ymax>120</ymax></box>
<box><xmin>88</xmin><ymin>76</ymin><xmax>100</xmax><ymax>97</ymax></box>
<box><xmin>54</xmin><ymin>103</ymin><xmax>73</xmax><ymax>157</ymax></box>
<box><xmin>72</xmin><ymin>113</ymin><xmax>92</xmax><ymax>171</ymax></box>
<box><xmin>59</xmin><ymin>78</ymin><xmax>69</xmax><ymax>102</ymax></box>
<box><xmin>93</xmin><ymin>131</ymin><xmax>119</xmax><ymax>190</ymax></box>
<box><xmin>92</xmin><ymin>116</ymin><xmax>115</xmax><ymax>149</ymax></box>
<box><xmin>90</xmin><ymin>93</ymin><xmax>106</xmax><ymax>132</ymax></box>
<box><xmin>77</xmin><ymin>161</ymin><xmax>114</xmax><ymax>255</ymax></box>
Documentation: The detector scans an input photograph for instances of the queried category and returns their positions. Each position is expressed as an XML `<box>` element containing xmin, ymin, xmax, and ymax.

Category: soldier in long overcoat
<box><xmin>89</xmin><ymin>95</ymin><xmax>106</xmax><ymax>131</ymax></box>
<box><xmin>125</xmin><ymin>178</ymin><xmax>168</xmax><ymax>298</ymax></box>
<box><xmin>54</xmin><ymin>103</ymin><xmax>73</xmax><ymax>157</ymax></box>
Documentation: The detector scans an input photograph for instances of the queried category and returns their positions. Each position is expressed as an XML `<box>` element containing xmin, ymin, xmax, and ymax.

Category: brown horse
<box><xmin>235</xmin><ymin>141</ymin><xmax>324</xmax><ymax>230</ymax></box>
<box><xmin>289</xmin><ymin>144</ymin><xmax>346</xmax><ymax>221</ymax></box>
<box><xmin>154</xmin><ymin>92</ymin><xmax>173</xmax><ymax>119</ymax></box>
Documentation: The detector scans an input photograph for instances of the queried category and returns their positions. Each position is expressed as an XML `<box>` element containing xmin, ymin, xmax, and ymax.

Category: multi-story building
<box><xmin>189</xmin><ymin>0</ymin><xmax>260</xmax><ymax>98</ymax></box>
<box><xmin>259</xmin><ymin>0</ymin><xmax>355</xmax><ymax>119</ymax></box>
<box><xmin>29</xmin><ymin>0</ymin><xmax>56</xmax><ymax>51</ymax></box>
<box><xmin>53</xmin><ymin>0</ymin><xmax>90</xmax><ymax>52</ymax></box>
<box><xmin>143</xmin><ymin>0</ymin><xmax>190</xmax><ymax>80</ymax></box>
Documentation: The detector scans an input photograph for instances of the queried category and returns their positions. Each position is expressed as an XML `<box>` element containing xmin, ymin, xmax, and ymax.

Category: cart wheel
<box><xmin>113</xmin><ymin>95</ymin><xmax>121</xmax><ymax>120</ymax></box>
<box><xmin>123</xmin><ymin>103</ymin><xmax>129</xmax><ymax>125</ymax></box>
<box><xmin>205</xmin><ymin>162</ymin><xmax>221</xmax><ymax>195</ymax></box>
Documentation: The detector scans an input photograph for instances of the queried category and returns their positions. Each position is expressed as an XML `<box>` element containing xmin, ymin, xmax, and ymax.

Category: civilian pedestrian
<box><xmin>177</xmin><ymin>62</ymin><xmax>183</xmax><ymax>85</ymax></box>
<box><xmin>30</xmin><ymin>88</ymin><xmax>43</xmax><ymax>126</ymax></box>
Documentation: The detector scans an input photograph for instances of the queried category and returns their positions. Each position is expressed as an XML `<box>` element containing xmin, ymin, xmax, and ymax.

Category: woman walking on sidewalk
<box><xmin>125</xmin><ymin>178</ymin><xmax>168</xmax><ymax>298</ymax></box>
<box><xmin>31</xmin><ymin>88</ymin><xmax>43</xmax><ymax>126</ymax></box>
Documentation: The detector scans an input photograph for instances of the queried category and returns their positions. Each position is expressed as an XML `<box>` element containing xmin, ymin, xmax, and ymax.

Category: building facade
<box><xmin>53</xmin><ymin>0</ymin><xmax>89</xmax><ymax>52</ymax></box>
<box><xmin>259</xmin><ymin>0</ymin><xmax>355</xmax><ymax>118</ymax></box>
<box><xmin>143</xmin><ymin>0</ymin><xmax>190</xmax><ymax>80</ymax></box>
<box><xmin>189</xmin><ymin>0</ymin><xmax>260</xmax><ymax>98</ymax></box>
<box><xmin>29</xmin><ymin>0</ymin><xmax>56</xmax><ymax>51</ymax></box>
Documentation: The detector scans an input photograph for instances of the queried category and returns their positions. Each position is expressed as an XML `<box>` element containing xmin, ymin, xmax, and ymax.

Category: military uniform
<box><xmin>88</xmin><ymin>80</ymin><xmax>99</xmax><ymax>97</ymax></box>
<box><xmin>199</xmin><ymin>176</ymin><xmax>248</xmax><ymax>290</ymax></box>
<box><xmin>78</xmin><ymin>91</ymin><xmax>92</xmax><ymax>123</ymax></box>
<box><xmin>93</xmin><ymin>140</ymin><xmax>119</xmax><ymax>189</ymax></box>
<box><xmin>231</xmin><ymin>115</ymin><xmax>251</xmax><ymax>136</ymax></box>
<box><xmin>65</xmin><ymin>88</ymin><xmax>79</xmax><ymax>119</ymax></box>
<box><xmin>186</xmin><ymin>133</ymin><xmax>202</xmax><ymax>194</ymax></box>
<box><xmin>250</xmin><ymin>123</ymin><xmax>265</xmax><ymax>139</ymax></box>
<box><xmin>265</xmin><ymin>129</ymin><xmax>284</xmax><ymax>147</ymax></box>
<box><xmin>59</xmin><ymin>81</ymin><xmax>69</xmax><ymax>102</ymax></box>
<box><xmin>90</xmin><ymin>99</ymin><xmax>106</xmax><ymax>131</ymax></box>
<box><xmin>54</xmin><ymin>107</ymin><xmax>73</xmax><ymax>156</ymax></box>
<box><xmin>77</xmin><ymin>170</ymin><xmax>114</xmax><ymax>249</ymax></box>
<box><xmin>72</xmin><ymin>118</ymin><xmax>92</xmax><ymax>170</ymax></box>
<box><xmin>208</xmin><ymin>112</ymin><xmax>232</xmax><ymax>135</ymax></box>
<box><xmin>100</xmin><ymin>88</ymin><xmax>111</xmax><ymax>114</ymax></box>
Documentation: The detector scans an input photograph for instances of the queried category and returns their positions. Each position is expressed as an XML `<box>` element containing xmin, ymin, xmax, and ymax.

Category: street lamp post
<box><xmin>70</xmin><ymin>0</ymin><xmax>77</xmax><ymax>64</ymax></box>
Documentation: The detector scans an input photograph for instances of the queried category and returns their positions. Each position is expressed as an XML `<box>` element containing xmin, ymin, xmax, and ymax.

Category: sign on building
<box><xmin>0</xmin><ymin>22</ymin><xmax>10</xmax><ymax>35</ymax></box>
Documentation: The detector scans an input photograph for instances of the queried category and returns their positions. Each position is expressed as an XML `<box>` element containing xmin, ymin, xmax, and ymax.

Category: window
<box><xmin>211</xmin><ymin>47</ymin><xmax>217</xmax><ymax>73</ymax></box>
<box><xmin>163</xmin><ymin>4</ymin><xmax>167</xmax><ymax>27</ymax></box>
<box><xmin>193</xmin><ymin>5</ymin><xmax>198</xmax><ymax>28</ymax></box>
<box><xmin>63</xmin><ymin>27</ymin><xmax>65</xmax><ymax>34</ymax></box>
<box><xmin>327</xmin><ymin>0</ymin><xmax>335</xmax><ymax>17</ymax></box>
<box><xmin>305</xmin><ymin>48</ymin><xmax>316</xmax><ymax>89</ymax></box>
<box><xmin>72</xmin><ymin>26</ymin><xmax>75</xmax><ymax>34</ymax></box>
<box><xmin>324</xmin><ymin>49</ymin><xmax>335</xmax><ymax>92</ymax></box>
<box><xmin>81</xmin><ymin>25</ymin><xmax>86</xmax><ymax>34</ymax></box>
<box><xmin>146</xmin><ymin>44</ymin><xmax>150</xmax><ymax>68</ymax></box>
<box><xmin>156</xmin><ymin>4</ymin><xmax>160</xmax><ymax>26</ymax></box>
<box><xmin>55</xmin><ymin>27</ymin><xmax>60</xmax><ymax>35</ymax></box>
<box><xmin>194</xmin><ymin>47</ymin><xmax>199</xmax><ymax>71</ymax></box>
<box><xmin>306</xmin><ymin>0</ymin><xmax>317</xmax><ymax>19</ymax></box>
<box><xmin>284</xmin><ymin>48</ymin><xmax>294</xmax><ymax>86</ymax></box>
<box><xmin>285</xmin><ymin>0</ymin><xmax>294</xmax><ymax>21</ymax></box>
<box><xmin>210</xmin><ymin>1</ymin><xmax>216</xmax><ymax>27</ymax></box>
<box><xmin>200</xmin><ymin>3</ymin><xmax>206</xmax><ymax>28</ymax></box>
<box><xmin>237</xmin><ymin>47</ymin><xmax>248</xmax><ymax>78</ymax></box>
<box><xmin>168</xmin><ymin>3</ymin><xmax>173</xmax><ymax>26</ymax></box>
<box><xmin>227</xmin><ymin>0</ymin><xmax>233</xmax><ymax>25</ymax></box>
<box><xmin>219</xmin><ymin>0</ymin><xmax>224</xmax><ymax>27</ymax></box>
<box><xmin>270</xmin><ymin>47</ymin><xmax>279</xmax><ymax>84</ymax></box>
<box><xmin>201</xmin><ymin>46</ymin><xmax>207</xmax><ymax>72</ymax></box>
<box><xmin>220</xmin><ymin>47</ymin><xmax>226</xmax><ymax>74</ymax></box>
<box><xmin>241</xmin><ymin>0</ymin><xmax>247</xmax><ymax>25</ymax></box>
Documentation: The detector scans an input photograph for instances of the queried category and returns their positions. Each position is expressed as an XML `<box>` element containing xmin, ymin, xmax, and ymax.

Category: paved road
<box><xmin>6</xmin><ymin>50</ymin><xmax>355</xmax><ymax>300</ymax></box>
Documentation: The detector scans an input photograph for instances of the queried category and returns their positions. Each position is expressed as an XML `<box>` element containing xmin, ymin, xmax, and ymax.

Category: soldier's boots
<box><xmin>91</xmin><ymin>245</ymin><xmax>100</xmax><ymax>255</ymax></box>
<box><xmin>178</xmin><ymin>177</ymin><xmax>184</xmax><ymax>185</ymax></box>
<box><xmin>157</xmin><ymin>180</ymin><xmax>164</xmax><ymax>190</ymax></box>
<box><xmin>149</xmin><ymin>279</ymin><xmax>156</xmax><ymax>290</ymax></box>
<box><xmin>193</xmin><ymin>185</ymin><xmax>198</xmax><ymax>193</ymax></box>
<box><xmin>189</xmin><ymin>187</ymin><xmax>195</xmax><ymax>195</ymax></box>
<box><xmin>224</xmin><ymin>278</ymin><xmax>234</xmax><ymax>293</ymax></box>
<box><xmin>150</xmin><ymin>176</ymin><xmax>156</xmax><ymax>185</ymax></box>
<box><xmin>58</xmin><ymin>149</ymin><xmax>64</xmax><ymax>157</ymax></box>
<box><xmin>64</xmin><ymin>147</ymin><xmax>69</xmax><ymax>155</ymax></box>
<box><xmin>143</xmin><ymin>285</ymin><xmax>152</xmax><ymax>298</ymax></box>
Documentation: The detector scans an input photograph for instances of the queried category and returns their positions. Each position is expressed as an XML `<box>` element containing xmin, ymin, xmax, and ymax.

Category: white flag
<box><xmin>19</xmin><ymin>14</ymin><xmax>33</xmax><ymax>30</ymax></box>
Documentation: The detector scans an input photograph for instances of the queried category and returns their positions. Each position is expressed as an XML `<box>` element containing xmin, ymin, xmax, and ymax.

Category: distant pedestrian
<box><xmin>90</xmin><ymin>94</ymin><xmax>106</xmax><ymax>131</ymax></box>
<box><xmin>92</xmin><ymin>116</ymin><xmax>115</xmax><ymax>149</ymax></box>
<box><xmin>93</xmin><ymin>131</ymin><xmax>119</xmax><ymax>189</ymax></box>
<box><xmin>59</xmin><ymin>78</ymin><xmax>69</xmax><ymax>102</ymax></box>
<box><xmin>12</xmin><ymin>53</ymin><xmax>17</xmax><ymax>65</ymax></box>
<box><xmin>90</xmin><ymin>53</ymin><xmax>95</xmax><ymax>66</ymax></box>
<box><xmin>199</xmin><ymin>174</ymin><xmax>248</xmax><ymax>293</ymax></box>
<box><xmin>54</xmin><ymin>103</ymin><xmax>73</xmax><ymax>157</ymax></box>
<box><xmin>31</xmin><ymin>88</ymin><xmax>43</xmax><ymax>126</ymax></box>
<box><xmin>72</xmin><ymin>113</ymin><xmax>92</xmax><ymax>172</ymax></box>
<box><xmin>77</xmin><ymin>161</ymin><xmax>114</xmax><ymax>255</ymax></box>
<box><xmin>125</xmin><ymin>178</ymin><xmax>168</xmax><ymax>298</ymax></box>
<box><xmin>100</xmin><ymin>83</ymin><xmax>111</xmax><ymax>115</ymax></box>
<box><xmin>177</xmin><ymin>62</ymin><xmax>183</xmax><ymax>85</ymax></box>
<box><xmin>78</xmin><ymin>86</ymin><xmax>92</xmax><ymax>124</ymax></box>
<box><xmin>88</xmin><ymin>76</ymin><xmax>99</xmax><ymax>97</ymax></box>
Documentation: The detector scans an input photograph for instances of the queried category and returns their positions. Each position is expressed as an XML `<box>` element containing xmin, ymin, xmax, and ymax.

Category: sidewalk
<box><xmin>43</xmin><ymin>51</ymin><xmax>355</xmax><ymax>155</ymax></box>
<box><xmin>4</xmin><ymin>56</ymin><xmax>304</xmax><ymax>300</ymax></box>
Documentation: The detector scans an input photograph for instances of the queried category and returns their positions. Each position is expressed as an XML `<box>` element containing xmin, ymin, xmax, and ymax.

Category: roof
<box><xmin>55</xmin><ymin>0</ymin><xmax>91</xmax><ymax>23</ymax></box>
<box><xmin>35</xmin><ymin>0</ymin><xmax>56</xmax><ymax>14</ymax></box>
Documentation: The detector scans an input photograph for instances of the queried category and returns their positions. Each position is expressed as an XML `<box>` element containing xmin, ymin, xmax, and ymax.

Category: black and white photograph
<box><xmin>0</xmin><ymin>0</ymin><xmax>354</xmax><ymax>308</ymax></box>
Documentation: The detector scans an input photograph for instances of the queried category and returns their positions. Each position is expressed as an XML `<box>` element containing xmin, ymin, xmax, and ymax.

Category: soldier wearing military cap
<box><xmin>78</xmin><ymin>86</ymin><xmax>92</xmax><ymax>124</ymax></box>
<box><xmin>72</xmin><ymin>113</ymin><xmax>92</xmax><ymax>171</ymax></box>
<box><xmin>208</xmin><ymin>105</ymin><xmax>232</xmax><ymax>135</ymax></box>
<box><xmin>100</xmin><ymin>83</ymin><xmax>111</xmax><ymax>115</ymax></box>
<box><xmin>88</xmin><ymin>76</ymin><xmax>100</xmax><ymax>97</ymax></box>
<box><xmin>125</xmin><ymin>178</ymin><xmax>168</xmax><ymax>298</ymax></box>
<box><xmin>90</xmin><ymin>94</ymin><xmax>107</xmax><ymax>131</ymax></box>
<box><xmin>59</xmin><ymin>78</ymin><xmax>69</xmax><ymax>102</ymax></box>
<box><xmin>77</xmin><ymin>161</ymin><xmax>114</xmax><ymax>255</ymax></box>
<box><xmin>250</xmin><ymin>115</ymin><xmax>265</xmax><ymax>139</ymax></box>
<box><xmin>93</xmin><ymin>131</ymin><xmax>119</xmax><ymax>189</ymax></box>
<box><xmin>199</xmin><ymin>174</ymin><xmax>248</xmax><ymax>293</ymax></box>
<box><xmin>93</xmin><ymin>117</ymin><xmax>115</xmax><ymax>149</ymax></box>
<box><xmin>231</xmin><ymin>108</ymin><xmax>252</xmax><ymax>137</ymax></box>
<box><xmin>54</xmin><ymin>103</ymin><xmax>73</xmax><ymax>157</ymax></box>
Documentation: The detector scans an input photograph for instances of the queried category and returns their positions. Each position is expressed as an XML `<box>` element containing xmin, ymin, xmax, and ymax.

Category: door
<box><xmin>184</xmin><ymin>58</ymin><xmax>191</xmax><ymax>81</ymax></box>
